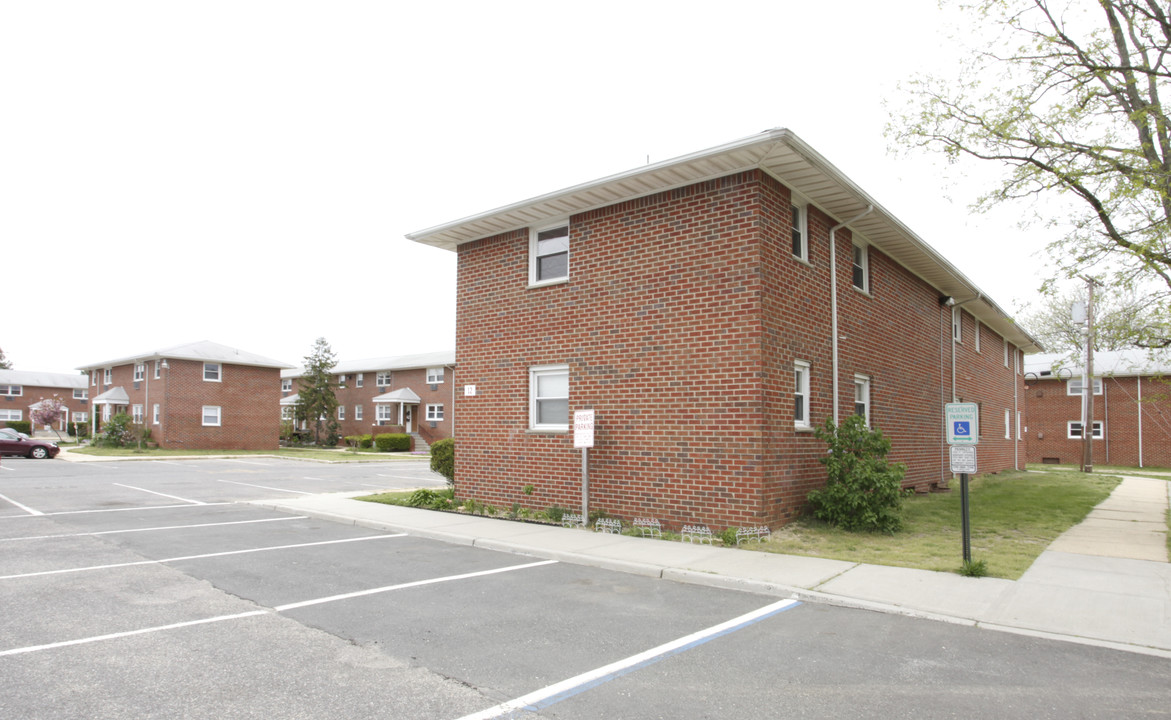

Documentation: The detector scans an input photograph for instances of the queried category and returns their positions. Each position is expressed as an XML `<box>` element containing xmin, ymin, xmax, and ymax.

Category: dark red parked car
<box><xmin>0</xmin><ymin>428</ymin><xmax>59</xmax><ymax>459</ymax></box>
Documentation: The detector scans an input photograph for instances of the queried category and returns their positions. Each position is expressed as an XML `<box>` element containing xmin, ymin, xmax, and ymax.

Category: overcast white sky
<box><xmin>2</xmin><ymin>1</ymin><xmax>1057</xmax><ymax>374</ymax></box>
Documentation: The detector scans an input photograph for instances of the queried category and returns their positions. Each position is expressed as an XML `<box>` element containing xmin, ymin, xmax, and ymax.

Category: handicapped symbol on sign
<box><xmin>953</xmin><ymin>421</ymin><xmax>971</xmax><ymax>437</ymax></box>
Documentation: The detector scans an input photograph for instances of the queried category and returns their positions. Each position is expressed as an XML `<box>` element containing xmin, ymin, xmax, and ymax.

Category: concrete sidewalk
<box><xmin>253</xmin><ymin>474</ymin><xmax>1171</xmax><ymax>659</ymax></box>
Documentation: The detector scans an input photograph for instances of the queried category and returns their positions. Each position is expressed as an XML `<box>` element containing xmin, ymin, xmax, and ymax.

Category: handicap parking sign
<box><xmin>945</xmin><ymin>403</ymin><xmax>978</xmax><ymax>445</ymax></box>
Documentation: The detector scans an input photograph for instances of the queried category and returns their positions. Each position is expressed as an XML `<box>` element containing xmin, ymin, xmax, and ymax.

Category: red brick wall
<box><xmin>1024</xmin><ymin>375</ymin><xmax>1171</xmax><ymax>467</ymax></box>
<box><xmin>2</xmin><ymin>383</ymin><xmax>91</xmax><ymax>430</ymax></box>
<box><xmin>454</xmin><ymin>170</ymin><xmax>1025</xmax><ymax>529</ymax></box>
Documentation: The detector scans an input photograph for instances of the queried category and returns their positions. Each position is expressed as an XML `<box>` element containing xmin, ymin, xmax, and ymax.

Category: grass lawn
<box><xmin>751</xmin><ymin>469</ymin><xmax>1122</xmax><ymax>579</ymax></box>
<box><xmin>68</xmin><ymin>446</ymin><xmax>426</xmax><ymax>462</ymax></box>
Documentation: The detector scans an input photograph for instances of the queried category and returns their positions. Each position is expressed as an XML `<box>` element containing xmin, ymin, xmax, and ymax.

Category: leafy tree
<box><xmin>889</xmin><ymin>0</ymin><xmax>1171</xmax><ymax>347</ymax></box>
<box><xmin>296</xmin><ymin>337</ymin><xmax>339</xmax><ymax>445</ymax></box>
<box><xmin>808</xmin><ymin>415</ymin><xmax>908</xmax><ymax>534</ymax></box>
<box><xmin>30</xmin><ymin>395</ymin><xmax>67</xmax><ymax>442</ymax></box>
<box><xmin>1019</xmin><ymin>287</ymin><xmax>1160</xmax><ymax>353</ymax></box>
<box><xmin>0</xmin><ymin>347</ymin><xmax>11</xmax><ymax>370</ymax></box>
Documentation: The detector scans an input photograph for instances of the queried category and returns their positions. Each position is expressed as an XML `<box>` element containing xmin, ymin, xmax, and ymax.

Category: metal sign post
<box><xmin>945</xmin><ymin>404</ymin><xmax>979</xmax><ymax>565</ymax></box>
<box><xmin>574</xmin><ymin>410</ymin><xmax>595</xmax><ymax>524</ymax></box>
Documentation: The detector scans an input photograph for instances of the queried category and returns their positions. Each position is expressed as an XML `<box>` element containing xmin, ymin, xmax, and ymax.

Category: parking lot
<box><xmin>1</xmin><ymin>457</ymin><xmax>1168</xmax><ymax>719</ymax></box>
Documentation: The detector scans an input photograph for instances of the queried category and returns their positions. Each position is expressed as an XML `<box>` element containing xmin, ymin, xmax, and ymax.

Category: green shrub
<box><xmin>68</xmin><ymin>422</ymin><xmax>90</xmax><ymax>438</ymax></box>
<box><xmin>358</xmin><ymin>434</ymin><xmax>373</xmax><ymax>449</ymax></box>
<box><xmin>430</xmin><ymin>437</ymin><xmax>454</xmax><ymax>485</ymax></box>
<box><xmin>718</xmin><ymin>527</ymin><xmax>739</xmax><ymax>546</ymax></box>
<box><xmin>807</xmin><ymin>415</ymin><xmax>909</xmax><ymax>534</ymax></box>
<box><xmin>95</xmin><ymin>413</ymin><xmax>136</xmax><ymax>448</ymax></box>
<box><xmin>544</xmin><ymin>505</ymin><xmax>567</xmax><ymax>522</ymax></box>
<box><xmin>374</xmin><ymin>433</ymin><xmax>411</xmax><ymax>452</ymax></box>
<box><xmin>4</xmin><ymin>420</ymin><xmax>32</xmax><ymax>435</ymax></box>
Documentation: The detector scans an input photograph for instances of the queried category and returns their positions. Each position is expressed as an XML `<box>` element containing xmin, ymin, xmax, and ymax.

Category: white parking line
<box><xmin>220</xmin><ymin>459</ymin><xmax>273</xmax><ymax>466</ymax></box>
<box><xmin>375</xmin><ymin>474</ymin><xmax>433</xmax><ymax>481</ymax></box>
<box><xmin>42</xmin><ymin>503</ymin><xmax>233</xmax><ymax>517</ymax></box>
<box><xmin>0</xmin><ymin>493</ymin><xmax>43</xmax><ymax>516</ymax></box>
<box><xmin>217</xmin><ymin>479</ymin><xmax>313</xmax><ymax>494</ymax></box>
<box><xmin>0</xmin><ymin>516</ymin><xmax>308</xmax><ymax>543</ymax></box>
<box><xmin>456</xmin><ymin>598</ymin><xmax>802</xmax><ymax>720</ymax></box>
<box><xmin>0</xmin><ymin>533</ymin><xmax>407</xmax><ymax>581</ymax></box>
<box><xmin>0</xmin><ymin>558</ymin><xmax>555</xmax><ymax>657</ymax></box>
<box><xmin>113</xmin><ymin>483</ymin><xmax>206</xmax><ymax>505</ymax></box>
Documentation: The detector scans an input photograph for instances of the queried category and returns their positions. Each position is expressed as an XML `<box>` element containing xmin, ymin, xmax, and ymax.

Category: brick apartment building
<box><xmin>78</xmin><ymin>341</ymin><xmax>293</xmax><ymax>450</ymax></box>
<box><xmin>281</xmin><ymin>350</ymin><xmax>455</xmax><ymax>449</ymax></box>
<box><xmin>1024</xmin><ymin>350</ymin><xmax>1171</xmax><ymax>468</ymax></box>
<box><xmin>409</xmin><ymin>129</ymin><xmax>1042</xmax><ymax>530</ymax></box>
<box><xmin>0</xmin><ymin>369</ymin><xmax>90</xmax><ymax>433</ymax></box>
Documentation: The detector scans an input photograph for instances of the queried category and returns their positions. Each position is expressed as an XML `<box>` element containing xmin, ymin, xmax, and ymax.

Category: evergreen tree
<box><xmin>297</xmin><ymin>337</ymin><xmax>339</xmax><ymax>445</ymax></box>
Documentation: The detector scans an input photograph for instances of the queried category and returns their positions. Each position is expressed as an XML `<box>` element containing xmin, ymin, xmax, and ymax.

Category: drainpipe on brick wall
<box><xmin>829</xmin><ymin>205</ymin><xmax>873</xmax><ymax>424</ymax></box>
<box><xmin>447</xmin><ymin>364</ymin><xmax>456</xmax><ymax>438</ymax></box>
<box><xmin>1138</xmin><ymin>377</ymin><xmax>1144</xmax><ymax>467</ymax></box>
<box><xmin>948</xmin><ymin>295</ymin><xmax>982</xmax><ymax>404</ymax></box>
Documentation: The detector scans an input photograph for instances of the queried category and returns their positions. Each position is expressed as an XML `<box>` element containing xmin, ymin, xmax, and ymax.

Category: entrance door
<box><xmin>403</xmin><ymin>405</ymin><xmax>413</xmax><ymax>433</ymax></box>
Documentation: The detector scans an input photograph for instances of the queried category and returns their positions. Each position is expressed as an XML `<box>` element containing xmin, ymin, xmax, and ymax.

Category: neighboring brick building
<box><xmin>409</xmin><ymin>128</ymin><xmax>1042</xmax><ymax>530</ymax></box>
<box><xmin>1024</xmin><ymin>350</ymin><xmax>1171</xmax><ymax>468</ymax></box>
<box><xmin>281</xmin><ymin>350</ymin><xmax>455</xmax><ymax>449</ymax></box>
<box><xmin>0</xmin><ymin>369</ymin><xmax>90</xmax><ymax>433</ymax></box>
<box><xmin>78</xmin><ymin>341</ymin><xmax>293</xmax><ymax>450</ymax></box>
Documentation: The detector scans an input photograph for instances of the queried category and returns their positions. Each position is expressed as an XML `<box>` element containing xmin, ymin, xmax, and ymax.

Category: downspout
<box><xmin>1013</xmin><ymin>361</ymin><xmax>1019</xmax><ymax>469</ymax></box>
<box><xmin>948</xmin><ymin>294</ymin><xmax>982</xmax><ymax>403</ymax></box>
<box><xmin>1138</xmin><ymin>376</ymin><xmax>1144</xmax><ymax>467</ymax></box>
<box><xmin>447</xmin><ymin>363</ymin><xmax>456</xmax><ymax>438</ymax></box>
<box><xmin>1103</xmin><ymin>380</ymin><xmax>1109</xmax><ymax>465</ymax></box>
<box><xmin>829</xmin><ymin>204</ymin><xmax>873</xmax><ymax>424</ymax></box>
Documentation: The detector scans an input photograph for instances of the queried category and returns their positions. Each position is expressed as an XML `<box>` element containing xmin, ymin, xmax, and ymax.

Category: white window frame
<box><xmin>376</xmin><ymin>372</ymin><xmax>392</xmax><ymax>388</ymax></box>
<box><xmin>281</xmin><ymin>406</ymin><xmax>294</xmax><ymax>421</ymax></box>
<box><xmin>202</xmin><ymin>405</ymin><xmax>222</xmax><ymax>427</ymax></box>
<box><xmin>529</xmin><ymin>222</ymin><xmax>570</xmax><ymax>286</ymax></box>
<box><xmin>1004</xmin><ymin>340</ymin><xmax>1010</xmax><ymax>368</ymax></box>
<box><xmin>134</xmin><ymin>364</ymin><xmax>145</xmax><ymax>382</ymax></box>
<box><xmin>952</xmin><ymin>308</ymin><xmax>962</xmax><ymax>343</ymax></box>
<box><xmin>0</xmin><ymin>384</ymin><xmax>22</xmax><ymax>397</ymax></box>
<box><xmin>426</xmin><ymin>367</ymin><xmax>444</xmax><ymax>384</ymax></box>
<box><xmin>203</xmin><ymin>363</ymin><xmax>221</xmax><ymax>382</ymax></box>
<box><xmin>851</xmin><ymin>243</ymin><xmax>869</xmax><ymax>293</ymax></box>
<box><xmin>356</xmin><ymin>373</ymin><xmax>364</xmax><ymax>388</ymax></box>
<box><xmin>0</xmin><ymin>409</ymin><xmax>22</xmax><ymax>422</ymax></box>
<box><xmin>337</xmin><ymin>405</ymin><xmax>345</xmax><ymax>421</ymax></box>
<box><xmin>104</xmin><ymin>368</ymin><xmax>112</xmax><ymax>385</ymax></box>
<box><xmin>73</xmin><ymin>388</ymin><xmax>88</xmax><ymax>400</ymax></box>
<box><xmin>338</xmin><ymin>374</ymin><xmax>347</xmax><ymax>386</ymax></box>
<box><xmin>376</xmin><ymin>404</ymin><xmax>394</xmax><ymax>423</ymax></box>
<box><xmin>1067</xmin><ymin>421</ymin><xmax>1103</xmax><ymax>439</ymax></box>
<box><xmin>426</xmin><ymin>403</ymin><xmax>444</xmax><ymax>422</ymax></box>
<box><xmin>530</xmin><ymin>364</ymin><xmax>569</xmax><ymax>432</ymax></box>
<box><xmin>102</xmin><ymin>405</ymin><xmax>111</xmax><ymax>422</ymax></box>
<box><xmin>154</xmin><ymin>361</ymin><xmax>161</xmax><ymax>380</ymax></box>
<box><xmin>355</xmin><ymin>405</ymin><xmax>363</xmax><ymax>421</ymax></box>
<box><xmin>92</xmin><ymin>372</ymin><xmax>98</xmax><ymax>387</ymax></box>
<box><xmin>153</xmin><ymin>403</ymin><xmax>160</xmax><ymax>425</ymax></box>
<box><xmin>794</xmin><ymin>360</ymin><xmax>811</xmax><ymax>428</ymax></box>
<box><xmin>74</xmin><ymin>411</ymin><xmax>88</xmax><ymax>423</ymax></box>
<box><xmin>974</xmin><ymin>320</ymin><xmax>981</xmax><ymax>353</ymax></box>
<box><xmin>1067</xmin><ymin>377</ymin><xmax>1103</xmax><ymax>396</ymax></box>
<box><xmin>1005</xmin><ymin>408</ymin><xmax>1011</xmax><ymax>439</ymax></box>
<box><xmin>854</xmin><ymin>374</ymin><xmax>871</xmax><ymax>426</ymax></box>
<box><xmin>132</xmin><ymin>404</ymin><xmax>144</xmax><ymax>424</ymax></box>
<box><xmin>790</xmin><ymin>202</ymin><xmax>808</xmax><ymax>262</ymax></box>
<box><xmin>281</xmin><ymin>378</ymin><xmax>292</xmax><ymax>392</ymax></box>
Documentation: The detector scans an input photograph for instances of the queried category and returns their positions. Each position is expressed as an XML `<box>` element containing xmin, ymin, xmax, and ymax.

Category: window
<box><xmin>952</xmin><ymin>309</ymin><xmax>962</xmax><ymax>343</ymax></box>
<box><xmin>1003</xmin><ymin>340</ymin><xmax>1010</xmax><ymax>368</ymax></box>
<box><xmin>530</xmin><ymin>223</ymin><xmax>569</xmax><ymax>284</ymax></box>
<box><xmin>376</xmin><ymin>372</ymin><xmax>391</xmax><ymax>387</ymax></box>
<box><xmin>530</xmin><ymin>365</ymin><xmax>569</xmax><ymax>431</ymax></box>
<box><xmin>355</xmin><ymin>405</ymin><xmax>363</xmax><ymax>421</ymax></box>
<box><xmin>0</xmin><ymin>409</ymin><xmax>22</xmax><ymax>422</ymax></box>
<box><xmin>376</xmin><ymin>405</ymin><xmax>394</xmax><ymax>422</ymax></box>
<box><xmin>1015</xmin><ymin>348</ymin><xmax>1021</xmax><ymax>375</ymax></box>
<box><xmin>426</xmin><ymin>404</ymin><xmax>444</xmax><ymax>422</ymax></box>
<box><xmin>154</xmin><ymin>361</ymin><xmax>161</xmax><ymax>379</ymax></box>
<box><xmin>102</xmin><ymin>405</ymin><xmax>111</xmax><ymax>422</ymax></box>
<box><xmin>134</xmin><ymin>364</ymin><xmax>145</xmax><ymax>382</ymax></box>
<box><xmin>202</xmin><ymin>406</ymin><xmax>221</xmax><ymax>427</ymax></box>
<box><xmin>338</xmin><ymin>374</ymin><xmax>347</xmax><ymax>386</ymax></box>
<box><xmin>204</xmin><ymin>363</ymin><xmax>221</xmax><ymax>382</ymax></box>
<box><xmin>790</xmin><ymin>203</ymin><xmax>808</xmax><ymax>261</ymax></box>
<box><xmin>854</xmin><ymin>375</ymin><xmax>871</xmax><ymax>426</ymax></box>
<box><xmin>427</xmin><ymin>367</ymin><xmax>444</xmax><ymax>384</ymax></box>
<box><xmin>152</xmin><ymin>404</ymin><xmax>159</xmax><ymax>425</ymax></box>
<box><xmin>794</xmin><ymin>361</ymin><xmax>811</xmax><ymax>428</ymax></box>
<box><xmin>281</xmin><ymin>406</ymin><xmax>293</xmax><ymax>421</ymax></box>
<box><xmin>75</xmin><ymin>412</ymin><xmax>88</xmax><ymax>423</ymax></box>
<box><xmin>73</xmin><ymin>388</ymin><xmax>87</xmax><ymax>400</ymax></box>
<box><xmin>338</xmin><ymin>405</ymin><xmax>345</xmax><ymax>420</ymax></box>
<box><xmin>974</xmin><ymin>320</ymin><xmax>981</xmax><ymax>353</ymax></box>
<box><xmin>1005</xmin><ymin>408</ymin><xmax>1011</xmax><ymax>439</ymax></box>
<box><xmin>281</xmin><ymin>378</ymin><xmax>292</xmax><ymax>392</ymax></box>
<box><xmin>104</xmin><ymin>368</ymin><xmax>112</xmax><ymax>385</ymax></box>
<box><xmin>92</xmin><ymin>373</ymin><xmax>97</xmax><ymax>387</ymax></box>
<box><xmin>132</xmin><ymin>404</ymin><xmax>144</xmax><ymax>423</ymax></box>
<box><xmin>1067</xmin><ymin>377</ymin><xmax>1103</xmax><ymax>396</ymax></box>
<box><xmin>356</xmin><ymin>373</ymin><xmax>364</xmax><ymax>388</ymax></box>
<box><xmin>0</xmin><ymin>384</ymin><xmax>22</xmax><ymax>396</ymax></box>
<box><xmin>851</xmin><ymin>243</ymin><xmax>869</xmax><ymax>292</ymax></box>
<box><xmin>1068</xmin><ymin>421</ymin><xmax>1103</xmax><ymax>439</ymax></box>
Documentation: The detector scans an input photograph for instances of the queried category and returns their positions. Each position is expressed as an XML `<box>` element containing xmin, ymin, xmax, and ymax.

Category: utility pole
<box><xmin>1080</xmin><ymin>277</ymin><xmax>1098</xmax><ymax>473</ymax></box>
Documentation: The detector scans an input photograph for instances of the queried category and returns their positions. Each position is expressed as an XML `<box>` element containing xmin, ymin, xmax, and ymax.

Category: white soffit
<box><xmin>407</xmin><ymin>128</ymin><xmax>1041</xmax><ymax>353</ymax></box>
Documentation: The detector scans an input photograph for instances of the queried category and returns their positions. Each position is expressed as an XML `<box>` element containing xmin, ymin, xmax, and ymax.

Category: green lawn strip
<box><xmin>749</xmin><ymin>470</ymin><xmax>1120</xmax><ymax>579</ymax></box>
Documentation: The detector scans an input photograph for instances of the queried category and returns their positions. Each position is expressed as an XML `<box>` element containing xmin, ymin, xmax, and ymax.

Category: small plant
<box><xmin>463</xmin><ymin>497</ymin><xmax>479</xmax><ymax>514</ymax></box>
<box><xmin>544</xmin><ymin>505</ymin><xmax>567</xmax><ymax>522</ymax></box>
<box><xmin>95</xmin><ymin>413</ymin><xmax>136</xmax><ymax>448</ymax></box>
<box><xmin>718</xmin><ymin>528</ymin><xmax>739</xmax><ymax>546</ymax></box>
<box><xmin>807</xmin><ymin>415</ymin><xmax>909</xmax><ymax>534</ymax></box>
<box><xmin>959</xmin><ymin>558</ymin><xmax>989</xmax><ymax>577</ymax></box>
<box><xmin>430</xmin><ymin>438</ymin><xmax>454</xmax><ymax>486</ymax></box>
<box><xmin>523</xmin><ymin>484</ymin><xmax>534</xmax><ymax>496</ymax></box>
<box><xmin>509</xmin><ymin>502</ymin><xmax>521</xmax><ymax>518</ymax></box>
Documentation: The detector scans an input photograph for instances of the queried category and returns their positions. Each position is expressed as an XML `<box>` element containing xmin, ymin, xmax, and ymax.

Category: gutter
<box><xmin>829</xmin><ymin>205</ymin><xmax>874</xmax><ymax>424</ymax></box>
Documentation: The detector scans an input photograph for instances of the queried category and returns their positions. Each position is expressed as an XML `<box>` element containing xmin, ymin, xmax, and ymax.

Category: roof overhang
<box><xmin>407</xmin><ymin>128</ymin><xmax>1042</xmax><ymax>353</ymax></box>
<box><xmin>92</xmin><ymin>387</ymin><xmax>130</xmax><ymax>405</ymax></box>
<box><xmin>372</xmin><ymin>388</ymin><xmax>422</xmax><ymax>404</ymax></box>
